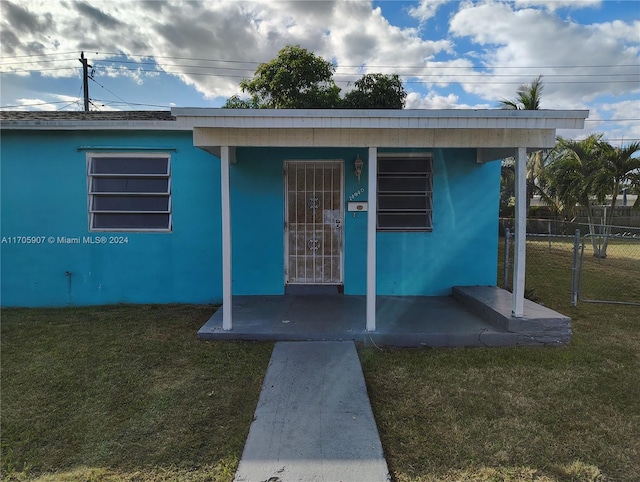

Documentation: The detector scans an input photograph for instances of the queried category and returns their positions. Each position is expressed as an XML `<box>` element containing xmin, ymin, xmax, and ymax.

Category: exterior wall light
<box><xmin>354</xmin><ymin>154</ymin><xmax>364</xmax><ymax>183</ymax></box>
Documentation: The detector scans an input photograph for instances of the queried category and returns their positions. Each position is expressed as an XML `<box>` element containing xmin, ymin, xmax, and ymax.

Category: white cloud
<box><xmin>598</xmin><ymin>99</ymin><xmax>640</xmax><ymax>143</ymax></box>
<box><xmin>0</xmin><ymin>0</ymin><xmax>637</xmax><ymax>144</ymax></box>
<box><xmin>594</xmin><ymin>20</ymin><xmax>640</xmax><ymax>45</ymax></box>
<box><xmin>5</xmin><ymin>94</ymin><xmax>81</xmax><ymax>111</ymax></box>
<box><xmin>513</xmin><ymin>0</ymin><xmax>601</xmax><ymax>11</ymax></box>
<box><xmin>448</xmin><ymin>2</ymin><xmax>639</xmax><ymax>109</ymax></box>
<box><xmin>406</xmin><ymin>91</ymin><xmax>488</xmax><ymax>109</ymax></box>
<box><xmin>0</xmin><ymin>0</ymin><xmax>453</xmax><ymax>100</ymax></box>
<box><xmin>408</xmin><ymin>0</ymin><xmax>450</xmax><ymax>23</ymax></box>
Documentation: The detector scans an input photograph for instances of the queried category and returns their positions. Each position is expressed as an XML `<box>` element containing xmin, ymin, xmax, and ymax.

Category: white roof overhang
<box><xmin>172</xmin><ymin>108</ymin><xmax>588</xmax><ymax>160</ymax></box>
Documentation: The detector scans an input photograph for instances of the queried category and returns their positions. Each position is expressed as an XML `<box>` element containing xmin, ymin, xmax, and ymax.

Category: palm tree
<box><xmin>592</xmin><ymin>141</ymin><xmax>640</xmax><ymax>255</ymax></box>
<box><xmin>499</xmin><ymin>75</ymin><xmax>544</xmax><ymax>111</ymax></box>
<box><xmin>547</xmin><ymin>135</ymin><xmax>640</xmax><ymax>257</ymax></box>
<box><xmin>499</xmin><ymin>76</ymin><xmax>549</xmax><ymax>214</ymax></box>
<box><xmin>547</xmin><ymin>135</ymin><xmax>603</xmax><ymax>253</ymax></box>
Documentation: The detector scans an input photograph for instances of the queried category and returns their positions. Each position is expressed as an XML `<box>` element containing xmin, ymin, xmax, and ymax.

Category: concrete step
<box><xmin>452</xmin><ymin>286</ymin><xmax>571</xmax><ymax>346</ymax></box>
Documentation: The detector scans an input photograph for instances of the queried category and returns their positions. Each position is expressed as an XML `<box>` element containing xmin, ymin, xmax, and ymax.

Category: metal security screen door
<box><xmin>285</xmin><ymin>161</ymin><xmax>344</xmax><ymax>285</ymax></box>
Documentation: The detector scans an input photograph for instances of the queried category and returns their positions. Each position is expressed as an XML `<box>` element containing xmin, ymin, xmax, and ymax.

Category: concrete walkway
<box><xmin>234</xmin><ymin>341</ymin><xmax>390</xmax><ymax>482</ymax></box>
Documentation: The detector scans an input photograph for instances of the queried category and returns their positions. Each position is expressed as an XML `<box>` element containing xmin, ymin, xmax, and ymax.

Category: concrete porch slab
<box><xmin>197</xmin><ymin>295</ymin><xmax>516</xmax><ymax>347</ymax></box>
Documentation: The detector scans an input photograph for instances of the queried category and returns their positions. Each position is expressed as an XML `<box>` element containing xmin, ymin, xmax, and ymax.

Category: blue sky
<box><xmin>1</xmin><ymin>0</ymin><xmax>638</xmax><ymax>143</ymax></box>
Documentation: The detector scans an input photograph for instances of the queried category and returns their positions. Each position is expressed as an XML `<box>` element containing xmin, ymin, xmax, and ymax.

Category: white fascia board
<box><xmin>173</xmin><ymin>108</ymin><xmax>588</xmax><ymax>130</ymax></box>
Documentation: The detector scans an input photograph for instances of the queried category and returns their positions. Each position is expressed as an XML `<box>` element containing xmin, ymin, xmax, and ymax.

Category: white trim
<box><xmin>512</xmin><ymin>147</ymin><xmax>527</xmax><ymax>318</ymax></box>
<box><xmin>367</xmin><ymin>147</ymin><xmax>378</xmax><ymax>332</ymax></box>
<box><xmin>221</xmin><ymin>146</ymin><xmax>232</xmax><ymax>330</ymax></box>
<box><xmin>86</xmin><ymin>151</ymin><xmax>172</xmax><ymax>233</ymax></box>
<box><xmin>174</xmin><ymin>108</ymin><xmax>588</xmax><ymax>130</ymax></box>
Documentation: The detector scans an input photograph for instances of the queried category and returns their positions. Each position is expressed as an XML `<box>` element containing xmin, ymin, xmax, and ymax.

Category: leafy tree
<box><xmin>227</xmin><ymin>45</ymin><xmax>341</xmax><ymax>109</ymax></box>
<box><xmin>222</xmin><ymin>94</ymin><xmax>258</xmax><ymax>109</ymax></box>
<box><xmin>342</xmin><ymin>73</ymin><xmax>407</xmax><ymax>109</ymax></box>
<box><xmin>223</xmin><ymin>45</ymin><xmax>407</xmax><ymax>109</ymax></box>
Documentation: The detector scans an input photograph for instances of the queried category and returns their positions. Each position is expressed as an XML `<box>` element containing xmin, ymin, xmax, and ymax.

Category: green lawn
<box><xmin>0</xmin><ymin>305</ymin><xmax>273</xmax><ymax>481</ymax></box>
<box><xmin>2</xmin><ymin>242</ymin><xmax>639</xmax><ymax>481</ymax></box>
<box><xmin>359</xmin><ymin>238</ymin><xmax>640</xmax><ymax>481</ymax></box>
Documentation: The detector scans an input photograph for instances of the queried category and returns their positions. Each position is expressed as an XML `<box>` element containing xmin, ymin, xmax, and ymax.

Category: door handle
<box><xmin>335</xmin><ymin>218</ymin><xmax>342</xmax><ymax>229</ymax></box>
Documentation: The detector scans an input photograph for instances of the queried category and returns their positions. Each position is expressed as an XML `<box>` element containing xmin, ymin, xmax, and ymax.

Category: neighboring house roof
<box><xmin>0</xmin><ymin>110</ymin><xmax>184</xmax><ymax>130</ymax></box>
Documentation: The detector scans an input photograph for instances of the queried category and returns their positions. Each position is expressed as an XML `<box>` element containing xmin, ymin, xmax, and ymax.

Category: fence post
<box><xmin>571</xmin><ymin>228</ymin><xmax>581</xmax><ymax>307</ymax></box>
<box><xmin>504</xmin><ymin>228</ymin><xmax>511</xmax><ymax>290</ymax></box>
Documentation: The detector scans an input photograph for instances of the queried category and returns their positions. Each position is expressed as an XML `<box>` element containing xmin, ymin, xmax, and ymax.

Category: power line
<box><xmin>3</xmin><ymin>66</ymin><xmax>637</xmax><ymax>86</ymax></box>
<box><xmin>0</xmin><ymin>51</ymin><xmax>81</xmax><ymax>59</ymax></box>
<box><xmin>4</xmin><ymin>61</ymin><xmax>637</xmax><ymax>78</ymax></box>
<box><xmin>1</xmin><ymin>57</ymin><xmax>78</xmax><ymax>66</ymax></box>
<box><xmin>93</xmin><ymin>99</ymin><xmax>172</xmax><ymax>108</ymax></box>
<box><xmin>2</xmin><ymin>50</ymin><xmax>638</xmax><ymax>70</ymax></box>
<box><xmin>89</xmin><ymin>75</ymin><xmax>135</xmax><ymax>109</ymax></box>
<box><xmin>0</xmin><ymin>100</ymin><xmax>81</xmax><ymax>108</ymax></box>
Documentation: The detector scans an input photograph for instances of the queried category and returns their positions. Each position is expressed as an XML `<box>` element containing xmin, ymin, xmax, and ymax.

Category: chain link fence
<box><xmin>501</xmin><ymin>222</ymin><xmax>640</xmax><ymax>306</ymax></box>
<box><xmin>578</xmin><ymin>234</ymin><xmax>640</xmax><ymax>305</ymax></box>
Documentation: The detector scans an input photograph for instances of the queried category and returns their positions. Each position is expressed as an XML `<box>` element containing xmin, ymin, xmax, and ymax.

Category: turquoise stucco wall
<box><xmin>375</xmin><ymin>148</ymin><xmax>500</xmax><ymax>295</ymax></box>
<box><xmin>1</xmin><ymin>130</ymin><xmax>221</xmax><ymax>307</ymax></box>
<box><xmin>229</xmin><ymin>147</ymin><xmax>500</xmax><ymax>297</ymax></box>
<box><xmin>230</xmin><ymin>147</ymin><xmax>368</xmax><ymax>295</ymax></box>
<box><xmin>1</xmin><ymin>132</ymin><xmax>499</xmax><ymax>307</ymax></box>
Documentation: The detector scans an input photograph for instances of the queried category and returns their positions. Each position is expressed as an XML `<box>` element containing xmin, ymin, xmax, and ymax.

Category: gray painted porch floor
<box><xmin>198</xmin><ymin>294</ymin><xmax>517</xmax><ymax>347</ymax></box>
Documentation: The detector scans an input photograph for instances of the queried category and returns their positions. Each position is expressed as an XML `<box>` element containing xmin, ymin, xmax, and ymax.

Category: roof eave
<box><xmin>172</xmin><ymin>108</ymin><xmax>588</xmax><ymax>130</ymax></box>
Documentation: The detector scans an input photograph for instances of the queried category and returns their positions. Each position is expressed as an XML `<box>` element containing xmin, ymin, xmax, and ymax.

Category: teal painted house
<box><xmin>1</xmin><ymin>109</ymin><xmax>587</xmax><ymax>342</ymax></box>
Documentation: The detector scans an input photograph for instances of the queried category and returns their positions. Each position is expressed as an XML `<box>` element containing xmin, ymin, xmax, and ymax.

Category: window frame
<box><xmin>376</xmin><ymin>153</ymin><xmax>433</xmax><ymax>232</ymax></box>
<box><xmin>86</xmin><ymin>152</ymin><xmax>172</xmax><ymax>232</ymax></box>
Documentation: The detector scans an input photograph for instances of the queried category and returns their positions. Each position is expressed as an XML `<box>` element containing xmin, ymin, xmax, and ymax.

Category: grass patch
<box><xmin>0</xmin><ymin>305</ymin><xmax>273</xmax><ymax>481</ymax></box>
<box><xmin>2</xmin><ymin>239</ymin><xmax>639</xmax><ymax>481</ymax></box>
<box><xmin>360</xmin><ymin>238</ymin><xmax>640</xmax><ymax>481</ymax></box>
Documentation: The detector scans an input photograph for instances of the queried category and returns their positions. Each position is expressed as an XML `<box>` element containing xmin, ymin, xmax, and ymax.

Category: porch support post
<box><xmin>366</xmin><ymin>147</ymin><xmax>378</xmax><ymax>331</ymax></box>
<box><xmin>221</xmin><ymin>145</ymin><xmax>232</xmax><ymax>330</ymax></box>
<box><xmin>512</xmin><ymin>146</ymin><xmax>527</xmax><ymax>318</ymax></box>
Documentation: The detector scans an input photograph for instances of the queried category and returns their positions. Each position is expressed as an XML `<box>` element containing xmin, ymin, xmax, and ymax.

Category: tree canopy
<box><xmin>237</xmin><ymin>45</ymin><xmax>340</xmax><ymax>109</ymax></box>
<box><xmin>223</xmin><ymin>45</ymin><xmax>407</xmax><ymax>109</ymax></box>
<box><xmin>342</xmin><ymin>73</ymin><xmax>406</xmax><ymax>109</ymax></box>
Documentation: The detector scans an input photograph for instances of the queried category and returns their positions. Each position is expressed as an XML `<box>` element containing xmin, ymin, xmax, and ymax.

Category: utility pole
<box><xmin>79</xmin><ymin>52</ymin><xmax>92</xmax><ymax>112</ymax></box>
